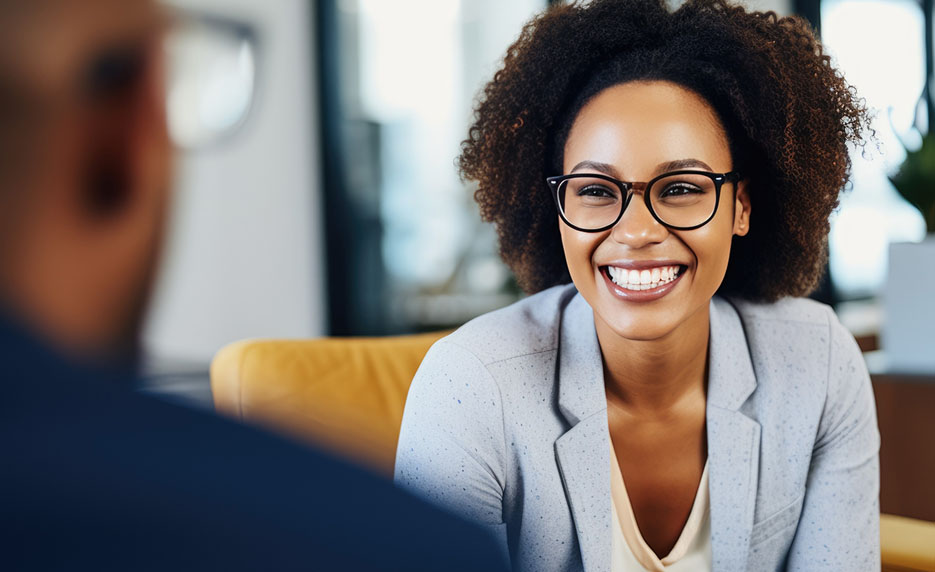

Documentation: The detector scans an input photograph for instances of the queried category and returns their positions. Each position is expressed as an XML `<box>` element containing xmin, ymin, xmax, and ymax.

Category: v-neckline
<box><xmin>608</xmin><ymin>437</ymin><xmax>710</xmax><ymax>571</ymax></box>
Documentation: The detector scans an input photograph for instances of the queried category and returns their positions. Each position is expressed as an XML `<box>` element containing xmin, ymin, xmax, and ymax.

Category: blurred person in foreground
<box><xmin>0</xmin><ymin>2</ymin><xmax>507</xmax><ymax>570</ymax></box>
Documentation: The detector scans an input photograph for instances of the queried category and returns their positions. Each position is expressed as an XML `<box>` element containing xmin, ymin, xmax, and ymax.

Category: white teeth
<box><xmin>607</xmin><ymin>264</ymin><xmax>682</xmax><ymax>291</ymax></box>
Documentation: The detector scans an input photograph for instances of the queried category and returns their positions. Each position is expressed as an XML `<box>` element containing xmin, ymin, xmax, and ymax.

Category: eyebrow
<box><xmin>569</xmin><ymin>158</ymin><xmax>714</xmax><ymax>178</ymax></box>
<box><xmin>655</xmin><ymin>158</ymin><xmax>713</xmax><ymax>172</ymax></box>
<box><xmin>569</xmin><ymin>160</ymin><xmax>619</xmax><ymax>176</ymax></box>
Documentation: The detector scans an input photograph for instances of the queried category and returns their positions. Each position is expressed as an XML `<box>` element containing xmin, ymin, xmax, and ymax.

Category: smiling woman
<box><xmin>394</xmin><ymin>0</ymin><xmax>879</xmax><ymax>571</ymax></box>
<box><xmin>557</xmin><ymin>82</ymin><xmax>749</xmax><ymax>344</ymax></box>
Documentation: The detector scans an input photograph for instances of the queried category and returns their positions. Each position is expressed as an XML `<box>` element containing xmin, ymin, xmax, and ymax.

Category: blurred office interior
<box><xmin>143</xmin><ymin>0</ymin><xmax>932</xmax><ymax>358</ymax></box>
<box><xmin>139</xmin><ymin>0</ymin><xmax>934</xmax><ymax>533</ymax></box>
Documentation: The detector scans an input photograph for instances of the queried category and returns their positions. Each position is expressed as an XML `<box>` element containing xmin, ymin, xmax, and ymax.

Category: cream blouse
<box><xmin>609</xmin><ymin>441</ymin><xmax>712</xmax><ymax>571</ymax></box>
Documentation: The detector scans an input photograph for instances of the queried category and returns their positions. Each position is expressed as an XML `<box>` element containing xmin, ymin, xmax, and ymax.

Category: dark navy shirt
<box><xmin>0</xmin><ymin>316</ymin><xmax>507</xmax><ymax>571</ymax></box>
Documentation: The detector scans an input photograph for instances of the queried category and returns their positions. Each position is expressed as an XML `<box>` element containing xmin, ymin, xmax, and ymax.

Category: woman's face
<box><xmin>559</xmin><ymin>81</ymin><xmax>751</xmax><ymax>342</ymax></box>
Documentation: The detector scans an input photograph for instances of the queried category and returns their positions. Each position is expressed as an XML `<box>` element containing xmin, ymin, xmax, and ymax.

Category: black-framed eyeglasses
<box><xmin>546</xmin><ymin>170</ymin><xmax>742</xmax><ymax>232</ymax></box>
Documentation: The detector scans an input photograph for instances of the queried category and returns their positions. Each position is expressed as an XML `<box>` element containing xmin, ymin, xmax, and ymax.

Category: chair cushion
<box><xmin>211</xmin><ymin>332</ymin><xmax>446</xmax><ymax>476</ymax></box>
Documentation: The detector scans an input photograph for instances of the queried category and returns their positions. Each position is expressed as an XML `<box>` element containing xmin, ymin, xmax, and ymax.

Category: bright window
<box><xmin>821</xmin><ymin>0</ymin><xmax>928</xmax><ymax>299</ymax></box>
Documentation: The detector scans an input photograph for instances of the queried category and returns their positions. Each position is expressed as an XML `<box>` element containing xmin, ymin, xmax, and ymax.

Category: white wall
<box><xmin>742</xmin><ymin>0</ymin><xmax>792</xmax><ymax>15</ymax></box>
<box><xmin>144</xmin><ymin>0</ymin><xmax>326</xmax><ymax>364</ymax></box>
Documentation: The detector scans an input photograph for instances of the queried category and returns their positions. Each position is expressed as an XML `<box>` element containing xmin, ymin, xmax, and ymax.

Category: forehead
<box><xmin>0</xmin><ymin>0</ymin><xmax>158</xmax><ymax>93</ymax></box>
<box><xmin>563</xmin><ymin>81</ymin><xmax>731</xmax><ymax>177</ymax></box>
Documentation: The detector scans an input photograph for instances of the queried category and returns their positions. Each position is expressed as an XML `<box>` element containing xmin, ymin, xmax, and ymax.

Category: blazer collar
<box><xmin>556</xmin><ymin>292</ymin><xmax>606</xmax><ymax>426</ymax></box>
<box><xmin>555</xmin><ymin>294</ymin><xmax>758</xmax><ymax>424</ymax></box>
<box><xmin>704</xmin><ymin>297</ymin><xmax>761</xmax><ymax>571</ymax></box>
<box><xmin>706</xmin><ymin>296</ymin><xmax>757</xmax><ymax>411</ymax></box>
<box><xmin>553</xmin><ymin>292</ymin><xmax>610</xmax><ymax>571</ymax></box>
<box><xmin>553</xmin><ymin>293</ymin><xmax>761</xmax><ymax>572</ymax></box>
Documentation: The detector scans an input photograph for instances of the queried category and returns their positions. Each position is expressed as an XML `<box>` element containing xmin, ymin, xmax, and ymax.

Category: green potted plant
<box><xmin>889</xmin><ymin>133</ymin><xmax>935</xmax><ymax>233</ymax></box>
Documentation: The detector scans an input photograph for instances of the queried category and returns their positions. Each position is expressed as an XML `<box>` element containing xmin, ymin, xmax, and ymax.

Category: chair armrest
<box><xmin>881</xmin><ymin>514</ymin><xmax>935</xmax><ymax>572</ymax></box>
<box><xmin>210</xmin><ymin>333</ymin><xmax>447</xmax><ymax>476</ymax></box>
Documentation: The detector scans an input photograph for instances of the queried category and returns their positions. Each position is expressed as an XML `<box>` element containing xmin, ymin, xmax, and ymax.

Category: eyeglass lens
<box><xmin>164</xmin><ymin>16</ymin><xmax>256</xmax><ymax>149</ymax></box>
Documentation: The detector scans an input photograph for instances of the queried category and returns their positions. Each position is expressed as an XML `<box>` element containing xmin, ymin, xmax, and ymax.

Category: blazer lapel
<box><xmin>555</xmin><ymin>416</ymin><xmax>612</xmax><ymax>572</ymax></box>
<box><xmin>554</xmin><ymin>293</ymin><xmax>612</xmax><ymax>572</ymax></box>
<box><xmin>706</xmin><ymin>297</ymin><xmax>761</xmax><ymax>571</ymax></box>
<box><xmin>552</xmin><ymin>294</ymin><xmax>762</xmax><ymax>572</ymax></box>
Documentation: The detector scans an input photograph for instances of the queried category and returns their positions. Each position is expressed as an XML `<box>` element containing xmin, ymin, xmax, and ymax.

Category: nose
<box><xmin>610</xmin><ymin>192</ymin><xmax>668</xmax><ymax>247</ymax></box>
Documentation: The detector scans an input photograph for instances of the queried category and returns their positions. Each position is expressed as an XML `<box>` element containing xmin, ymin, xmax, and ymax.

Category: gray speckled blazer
<box><xmin>395</xmin><ymin>284</ymin><xmax>880</xmax><ymax>572</ymax></box>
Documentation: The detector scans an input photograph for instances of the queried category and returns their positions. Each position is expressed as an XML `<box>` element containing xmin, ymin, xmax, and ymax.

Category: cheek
<box><xmin>685</xmin><ymin>220</ymin><xmax>735</xmax><ymax>284</ymax></box>
<box><xmin>559</xmin><ymin>222</ymin><xmax>603</xmax><ymax>281</ymax></box>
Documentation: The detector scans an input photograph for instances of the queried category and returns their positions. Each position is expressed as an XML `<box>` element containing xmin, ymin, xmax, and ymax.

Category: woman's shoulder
<box><xmin>723</xmin><ymin>295</ymin><xmax>835</xmax><ymax>328</ymax></box>
<box><xmin>718</xmin><ymin>295</ymin><xmax>870</xmax><ymax>414</ymax></box>
<box><xmin>719</xmin><ymin>294</ymin><xmax>861</xmax><ymax>367</ymax></box>
<box><xmin>721</xmin><ymin>295</ymin><xmax>860</xmax><ymax>352</ymax></box>
<box><xmin>435</xmin><ymin>283</ymin><xmax>578</xmax><ymax>366</ymax></box>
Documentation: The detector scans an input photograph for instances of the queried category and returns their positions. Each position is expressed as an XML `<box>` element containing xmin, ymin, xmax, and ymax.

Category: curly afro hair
<box><xmin>459</xmin><ymin>0</ymin><xmax>869</xmax><ymax>301</ymax></box>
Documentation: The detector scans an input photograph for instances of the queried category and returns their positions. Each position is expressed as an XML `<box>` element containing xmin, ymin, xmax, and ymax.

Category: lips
<box><xmin>599</xmin><ymin>262</ymin><xmax>688</xmax><ymax>301</ymax></box>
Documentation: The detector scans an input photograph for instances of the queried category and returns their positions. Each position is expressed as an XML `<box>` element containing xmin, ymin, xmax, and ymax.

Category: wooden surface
<box><xmin>872</xmin><ymin>374</ymin><xmax>935</xmax><ymax>523</ymax></box>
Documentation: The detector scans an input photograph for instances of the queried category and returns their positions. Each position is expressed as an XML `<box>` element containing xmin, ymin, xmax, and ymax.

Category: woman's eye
<box><xmin>660</xmin><ymin>183</ymin><xmax>702</xmax><ymax>197</ymax></box>
<box><xmin>577</xmin><ymin>185</ymin><xmax>615</xmax><ymax>198</ymax></box>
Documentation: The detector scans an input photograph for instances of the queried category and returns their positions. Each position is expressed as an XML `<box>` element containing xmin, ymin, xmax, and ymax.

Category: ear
<box><xmin>732</xmin><ymin>181</ymin><xmax>751</xmax><ymax>237</ymax></box>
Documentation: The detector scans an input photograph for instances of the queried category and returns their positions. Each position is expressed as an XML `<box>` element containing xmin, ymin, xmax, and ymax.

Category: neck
<box><xmin>597</xmin><ymin>303</ymin><xmax>710</xmax><ymax>414</ymax></box>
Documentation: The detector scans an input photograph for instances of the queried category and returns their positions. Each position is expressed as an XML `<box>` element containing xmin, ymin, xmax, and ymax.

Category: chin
<box><xmin>586</xmin><ymin>262</ymin><xmax>714</xmax><ymax>342</ymax></box>
<box><xmin>596</xmin><ymin>309</ymin><xmax>682</xmax><ymax>342</ymax></box>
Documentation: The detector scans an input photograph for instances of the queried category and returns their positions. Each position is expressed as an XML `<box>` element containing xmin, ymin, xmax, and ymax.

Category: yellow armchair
<box><xmin>210</xmin><ymin>332</ymin><xmax>446</xmax><ymax>476</ymax></box>
<box><xmin>211</xmin><ymin>334</ymin><xmax>935</xmax><ymax>571</ymax></box>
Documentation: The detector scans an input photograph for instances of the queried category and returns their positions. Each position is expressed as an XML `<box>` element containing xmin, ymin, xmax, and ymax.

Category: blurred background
<box><xmin>139</xmin><ymin>0</ymin><xmax>934</xmax><ymax>522</ymax></box>
<box><xmin>141</xmin><ymin>0</ymin><xmax>933</xmax><ymax>370</ymax></box>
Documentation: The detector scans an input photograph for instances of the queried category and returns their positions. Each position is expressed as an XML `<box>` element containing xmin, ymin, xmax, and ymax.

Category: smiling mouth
<box><xmin>601</xmin><ymin>264</ymin><xmax>687</xmax><ymax>291</ymax></box>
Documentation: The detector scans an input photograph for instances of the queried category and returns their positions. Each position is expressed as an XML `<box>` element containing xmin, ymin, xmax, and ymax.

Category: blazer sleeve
<box><xmin>786</xmin><ymin>309</ymin><xmax>881</xmax><ymax>571</ymax></box>
<box><xmin>394</xmin><ymin>339</ymin><xmax>510</xmax><ymax>560</ymax></box>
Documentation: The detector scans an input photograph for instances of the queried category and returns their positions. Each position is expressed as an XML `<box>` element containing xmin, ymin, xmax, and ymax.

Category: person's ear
<box><xmin>733</xmin><ymin>181</ymin><xmax>751</xmax><ymax>237</ymax></box>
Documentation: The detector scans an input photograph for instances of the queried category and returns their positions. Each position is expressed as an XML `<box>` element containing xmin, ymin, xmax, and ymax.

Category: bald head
<box><xmin>0</xmin><ymin>0</ymin><xmax>172</xmax><ymax>367</ymax></box>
